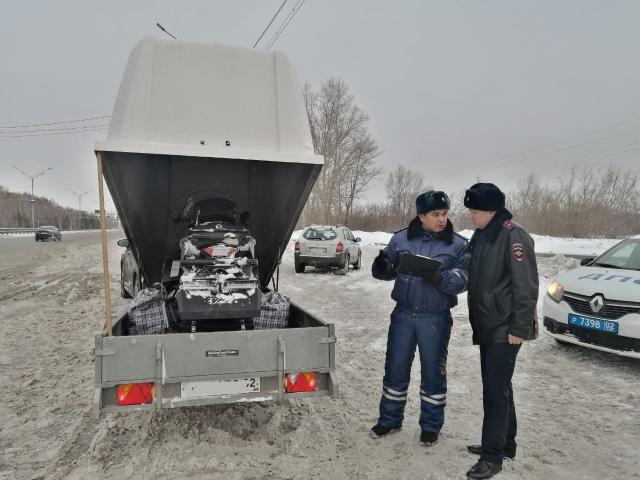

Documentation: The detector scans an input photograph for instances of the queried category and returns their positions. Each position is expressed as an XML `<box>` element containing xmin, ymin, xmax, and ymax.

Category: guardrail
<box><xmin>0</xmin><ymin>228</ymin><xmax>37</xmax><ymax>235</ymax></box>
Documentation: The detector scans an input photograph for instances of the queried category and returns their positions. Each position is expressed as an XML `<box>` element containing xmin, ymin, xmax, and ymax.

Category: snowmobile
<box><xmin>172</xmin><ymin>191</ymin><xmax>261</xmax><ymax>332</ymax></box>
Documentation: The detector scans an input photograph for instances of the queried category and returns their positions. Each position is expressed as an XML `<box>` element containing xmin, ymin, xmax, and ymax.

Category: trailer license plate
<box><xmin>568</xmin><ymin>313</ymin><xmax>618</xmax><ymax>334</ymax></box>
<box><xmin>181</xmin><ymin>378</ymin><xmax>260</xmax><ymax>398</ymax></box>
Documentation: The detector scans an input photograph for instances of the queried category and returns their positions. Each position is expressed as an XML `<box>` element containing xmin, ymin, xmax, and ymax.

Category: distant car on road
<box><xmin>35</xmin><ymin>226</ymin><xmax>61</xmax><ymax>242</ymax></box>
<box><xmin>117</xmin><ymin>238</ymin><xmax>141</xmax><ymax>298</ymax></box>
<box><xmin>294</xmin><ymin>225</ymin><xmax>361</xmax><ymax>274</ymax></box>
<box><xmin>543</xmin><ymin>234</ymin><xmax>640</xmax><ymax>359</ymax></box>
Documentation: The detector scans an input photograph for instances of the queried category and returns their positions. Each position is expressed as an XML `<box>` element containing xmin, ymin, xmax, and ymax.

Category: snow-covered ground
<box><xmin>292</xmin><ymin>229</ymin><xmax>621</xmax><ymax>258</ymax></box>
<box><xmin>1</xmin><ymin>232</ymin><xmax>638</xmax><ymax>479</ymax></box>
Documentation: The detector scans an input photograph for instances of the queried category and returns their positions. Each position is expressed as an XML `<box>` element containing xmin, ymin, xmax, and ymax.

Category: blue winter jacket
<box><xmin>373</xmin><ymin>217</ymin><xmax>469</xmax><ymax>313</ymax></box>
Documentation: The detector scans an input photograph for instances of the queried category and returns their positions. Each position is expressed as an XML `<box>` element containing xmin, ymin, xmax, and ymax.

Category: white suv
<box><xmin>294</xmin><ymin>225</ymin><xmax>362</xmax><ymax>274</ymax></box>
<box><xmin>543</xmin><ymin>234</ymin><xmax>640</xmax><ymax>359</ymax></box>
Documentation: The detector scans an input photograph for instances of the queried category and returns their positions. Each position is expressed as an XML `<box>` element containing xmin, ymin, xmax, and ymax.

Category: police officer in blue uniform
<box><xmin>370</xmin><ymin>191</ymin><xmax>468</xmax><ymax>446</ymax></box>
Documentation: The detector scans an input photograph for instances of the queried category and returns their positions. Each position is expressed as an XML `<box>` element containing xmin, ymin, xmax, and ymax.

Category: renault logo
<box><xmin>589</xmin><ymin>295</ymin><xmax>604</xmax><ymax>313</ymax></box>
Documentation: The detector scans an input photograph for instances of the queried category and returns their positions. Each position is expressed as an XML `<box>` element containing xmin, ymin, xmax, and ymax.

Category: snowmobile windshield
<box><xmin>303</xmin><ymin>228</ymin><xmax>337</xmax><ymax>241</ymax></box>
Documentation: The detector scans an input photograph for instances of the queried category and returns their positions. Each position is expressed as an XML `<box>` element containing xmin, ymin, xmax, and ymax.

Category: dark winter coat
<box><xmin>372</xmin><ymin>217</ymin><xmax>468</xmax><ymax>313</ymax></box>
<box><xmin>466</xmin><ymin>209</ymin><xmax>539</xmax><ymax>345</ymax></box>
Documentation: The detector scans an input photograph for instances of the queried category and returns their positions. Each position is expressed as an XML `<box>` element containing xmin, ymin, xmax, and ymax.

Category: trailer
<box><xmin>92</xmin><ymin>37</ymin><xmax>337</xmax><ymax>417</ymax></box>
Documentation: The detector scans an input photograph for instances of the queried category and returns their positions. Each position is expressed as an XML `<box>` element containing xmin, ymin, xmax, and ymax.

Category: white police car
<box><xmin>543</xmin><ymin>234</ymin><xmax>640</xmax><ymax>359</ymax></box>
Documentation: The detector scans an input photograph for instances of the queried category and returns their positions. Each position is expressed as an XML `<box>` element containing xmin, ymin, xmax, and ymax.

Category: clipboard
<box><xmin>397</xmin><ymin>254</ymin><xmax>443</xmax><ymax>277</ymax></box>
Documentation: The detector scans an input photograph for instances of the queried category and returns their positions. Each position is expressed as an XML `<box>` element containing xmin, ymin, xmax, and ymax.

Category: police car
<box><xmin>543</xmin><ymin>234</ymin><xmax>640</xmax><ymax>359</ymax></box>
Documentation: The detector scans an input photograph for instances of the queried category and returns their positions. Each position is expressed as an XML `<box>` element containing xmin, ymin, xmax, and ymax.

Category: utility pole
<box><xmin>13</xmin><ymin>165</ymin><xmax>52</xmax><ymax>228</ymax></box>
<box><xmin>68</xmin><ymin>188</ymin><xmax>91</xmax><ymax>230</ymax></box>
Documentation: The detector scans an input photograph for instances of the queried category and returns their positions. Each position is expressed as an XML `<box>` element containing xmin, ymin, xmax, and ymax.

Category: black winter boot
<box><xmin>369</xmin><ymin>423</ymin><xmax>401</xmax><ymax>439</ymax></box>
<box><xmin>420</xmin><ymin>430</ymin><xmax>439</xmax><ymax>446</ymax></box>
<box><xmin>466</xmin><ymin>459</ymin><xmax>502</xmax><ymax>479</ymax></box>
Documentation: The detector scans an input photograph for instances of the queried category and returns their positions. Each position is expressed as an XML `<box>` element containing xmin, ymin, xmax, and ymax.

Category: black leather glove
<box><xmin>373</xmin><ymin>250</ymin><xmax>388</xmax><ymax>271</ymax></box>
<box><xmin>421</xmin><ymin>271</ymin><xmax>443</xmax><ymax>287</ymax></box>
<box><xmin>372</xmin><ymin>250</ymin><xmax>396</xmax><ymax>281</ymax></box>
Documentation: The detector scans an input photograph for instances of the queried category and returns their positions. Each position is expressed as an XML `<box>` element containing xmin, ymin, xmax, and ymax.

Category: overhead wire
<box><xmin>478</xmin><ymin>126</ymin><xmax>640</xmax><ymax>177</ymax></box>
<box><xmin>0</xmin><ymin>115</ymin><xmax>111</xmax><ymax>129</ymax></box>
<box><xmin>0</xmin><ymin>123</ymin><xmax>111</xmax><ymax>135</ymax></box>
<box><xmin>519</xmin><ymin>145</ymin><xmax>640</xmax><ymax>178</ymax></box>
<box><xmin>0</xmin><ymin>125</ymin><xmax>109</xmax><ymax>138</ymax></box>
<box><xmin>468</xmin><ymin>114</ymin><xmax>640</xmax><ymax>174</ymax></box>
<box><xmin>253</xmin><ymin>0</ymin><xmax>289</xmax><ymax>48</ymax></box>
<box><xmin>265</xmin><ymin>0</ymin><xmax>307</xmax><ymax>51</ymax></box>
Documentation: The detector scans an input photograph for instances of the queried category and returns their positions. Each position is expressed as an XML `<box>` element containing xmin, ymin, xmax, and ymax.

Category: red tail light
<box><xmin>336</xmin><ymin>242</ymin><xmax>345</xmax><ymax>254</ymax></box>
<box><xmin>284</xmin><ymin>372</ymin><xmax>317</xmax><ymax>393</ymax></box>
<box><xmin>116</xmin><ymin>383</ymin><xmax>154</xmax><ymax>406</ymax></box>
<box><xmin>202</xmin><ymin>245</ymin><xmax>238</xmax><ymax>257</ymax></box>
<box><xmin>294</xmin><ymin>241</ymin><xmax>300</xmax><ymax>252</ymax></box>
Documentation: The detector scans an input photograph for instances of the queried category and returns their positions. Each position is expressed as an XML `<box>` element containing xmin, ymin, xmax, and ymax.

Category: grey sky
<box><xmin>1</xmin><ymin>0</ymin><xmax>639</xmax><ymax>210</ymax></box>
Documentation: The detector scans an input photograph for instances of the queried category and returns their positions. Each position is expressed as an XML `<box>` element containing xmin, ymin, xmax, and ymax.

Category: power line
<box><xmin>475</xmin><ymin>125</ymin><xmax>640</xmax><ymax>176</ymax></box>
<box><xmin>265</xmin><ymin>0</ymin><xmax>307</xmax><ymax>51</ymax></box>
<box><xmin>0</xmin><ymin>125</ymin><xmax>109</xmax><ymax>138</ymax></box>
<box><xmin>496</xmin><ymin>145</ymin><xmax>640</xmax><ymax>184</ymax></box>
<box><xmin>0</xmin><ymin>115</ymin><xmax>111</xmax><ymax>129</ymax></box>
<box><xmin>156</xmin><ymin>23</ymin><xmax>177</xmax><ymax>40</ymax></box>
<box><xmin>265</xmin><ymin>0</ymin><xmax>304</xmax><ymax>50</ymax></box>
<box><xmin>524</xmin><ymin>145</ymin><xmax>640</xmax><ymax>178</ymax></box>
<box><xmin>0</xmin><ymin>123</ymin><xmax>111</xmax><ymax>135</ymax></box>
<box><xmin>253</xmin><ymin>0</ymin><xmax>289</xmax><ymax>48</ymax></box>
<box><xmin>469</xmin><ymin>114</ymin><xmax>640</xmax><ymax>174</ymax></box>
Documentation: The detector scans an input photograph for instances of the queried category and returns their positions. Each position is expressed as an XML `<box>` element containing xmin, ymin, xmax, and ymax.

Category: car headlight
<box><xmin>547</xmin><ymin>281</ymin><xmax>565</xmax><ymax>303</ymax></box>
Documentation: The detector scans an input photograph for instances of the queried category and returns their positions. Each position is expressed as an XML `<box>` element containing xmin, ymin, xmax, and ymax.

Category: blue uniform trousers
<box><xmin>377</xmin><ymin>305</ymin><xmax>453</xmax><ymax>433</ymax></box>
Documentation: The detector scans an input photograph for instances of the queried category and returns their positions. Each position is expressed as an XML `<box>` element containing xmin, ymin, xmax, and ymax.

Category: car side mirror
<box><xmin>355</xmin><ymin>237</ymin><xmax>361</xmax><ymax>242</ymax></box>
<box><xmin>580</xmin><ymin>257</ymin><xmax>594</xmax><ymax>266</ymax></box>
<box><xmin>117</xmin><ymin>239</ymin><xmax>129</xmax><ymax>248</ymax></box>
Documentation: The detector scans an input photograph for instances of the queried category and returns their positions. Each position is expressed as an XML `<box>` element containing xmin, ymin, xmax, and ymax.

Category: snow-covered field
<box><xmin>1</xmin><ymin>231</ymin><xmax>638</xmax><ymax>479</ymax></box>
<box><xmin>291</xmin><ymin>229</ymin><xmax>621</xmax><ymax>258</ymax></box>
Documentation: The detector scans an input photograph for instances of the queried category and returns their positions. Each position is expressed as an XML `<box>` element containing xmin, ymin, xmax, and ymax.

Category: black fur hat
<box><xmin>464</xmin><ymin>183</ymin><xmax>505</xmax><ymax>211</ymax></box>
<box><xmin>416</xmin><ymin>190</ymin><xmax>450</xmax><ymax>214</ymax></box>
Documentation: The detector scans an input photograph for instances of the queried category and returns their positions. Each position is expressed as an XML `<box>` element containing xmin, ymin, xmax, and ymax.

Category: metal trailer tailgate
<box><xmin>99</xmin><ymin>327</ymin><xmax>331</xmax><ymax>383</ymax></box>
<box><xmin>94</xmin><ymin>302</ymin><xmax>337</xmax><ymax>416</ymax></box>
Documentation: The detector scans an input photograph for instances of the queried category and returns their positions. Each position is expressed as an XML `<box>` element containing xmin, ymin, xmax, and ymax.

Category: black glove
<box><xmin>373</xmin><ymin>250</ymin><xmax>388</xmax><ymax>271</ymax></box>
<box><xmin>421</xmin><ymin>271</ymin><xmax>443</xmax><ymax>287</ymax></box>
<box><xmin>372</xmin><ymin>250</ymin><xmax>396</xmax><ymax>281</ymax></box>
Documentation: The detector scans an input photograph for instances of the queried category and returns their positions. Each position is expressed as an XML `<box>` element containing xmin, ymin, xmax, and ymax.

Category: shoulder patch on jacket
<box><xmin>512</xmin><ymin>242</ymin><xmax>525</xmax><ymax>262</ymax></box>
<box><xmin>502</xmin><ymin>219</ymin><xmax>518</xmax><ymax>231</ymax></box>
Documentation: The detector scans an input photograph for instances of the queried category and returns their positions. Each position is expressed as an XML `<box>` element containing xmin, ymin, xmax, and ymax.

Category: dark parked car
<box><xmin>117</xmin><ymin>239</ymin><xmax>141</xmax><ymax>298</ymax></box>
<box><xmin>35</xmin><ymin>226</ymin><xmax>62</xmax><ymax>241</ymax></box>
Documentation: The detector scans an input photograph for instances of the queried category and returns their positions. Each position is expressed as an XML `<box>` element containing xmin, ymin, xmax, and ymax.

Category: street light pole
<box><xmin>13</xmin><ymin>165</ymin><xmax>52</xmax><ymax>228</ymax></box>
<box><xmin>68</xmin><ymin>189</ymin><xmax>91</xmax><ymax>230</ymax></box>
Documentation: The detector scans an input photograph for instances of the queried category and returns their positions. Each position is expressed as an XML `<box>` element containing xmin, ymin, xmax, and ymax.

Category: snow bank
<box><xmin>310</xmin><ymin>229</ymin><xmax>620</xmax><ymax>257</ymax></box>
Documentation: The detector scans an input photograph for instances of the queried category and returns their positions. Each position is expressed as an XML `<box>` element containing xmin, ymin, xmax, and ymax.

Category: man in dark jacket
<box><xmin>462</xmin><ymin>183</ymin><xmax>538</xmax><ymax>480</ymax></box>
<box><xmin>370</xmin><ymin>191</ymin><xmax>468</xmax><ymax>446</ymax></box>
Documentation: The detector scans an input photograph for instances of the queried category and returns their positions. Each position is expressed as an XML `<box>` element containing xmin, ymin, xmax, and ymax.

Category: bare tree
<box><xmin>304</xmin><ymin>78</ymin><xmax>381</xmax><ymax>224</ymax></box>
<box><xmin>385</xmin><ymin>165</ymin><xmax>426</xmax><ymax>228</ymax></box>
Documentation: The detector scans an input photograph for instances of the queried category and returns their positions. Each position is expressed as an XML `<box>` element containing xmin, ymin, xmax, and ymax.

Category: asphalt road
<box><xmin>0</xmin><ymin>230</ymin><xmax>123</xmax><ymax>269</ymax></box>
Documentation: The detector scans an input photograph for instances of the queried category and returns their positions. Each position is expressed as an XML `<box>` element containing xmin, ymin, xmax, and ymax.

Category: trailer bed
<box><xmin>93</xmin><ymin>301</ymin><xmax>337</xmax><ymax>417</ymax></box>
